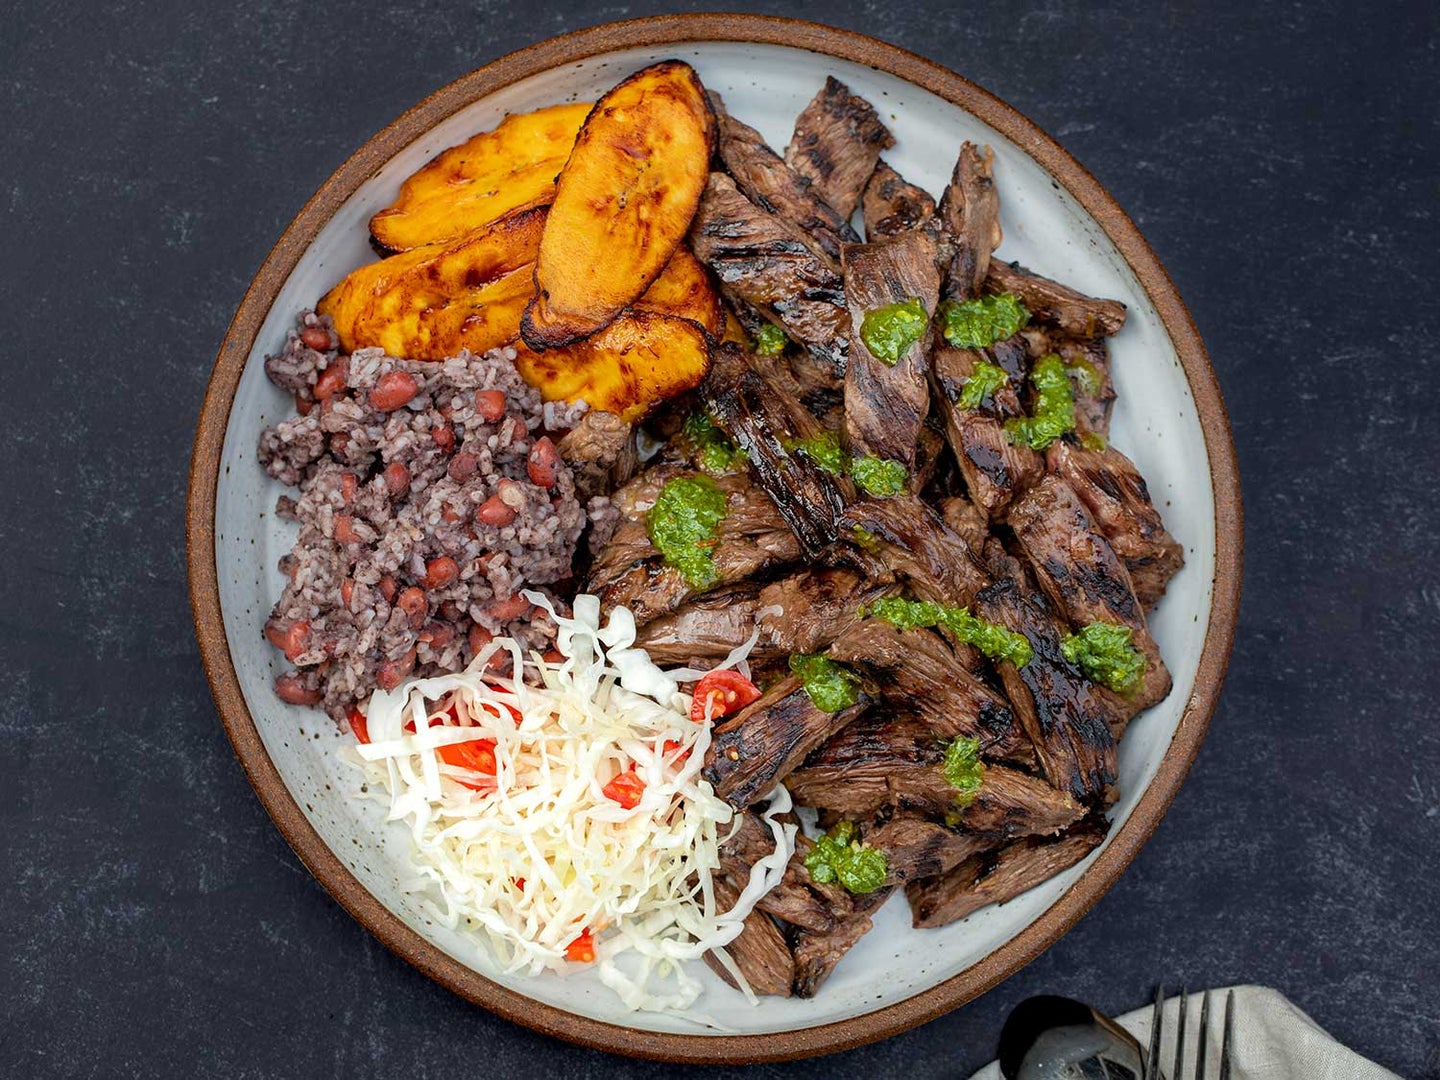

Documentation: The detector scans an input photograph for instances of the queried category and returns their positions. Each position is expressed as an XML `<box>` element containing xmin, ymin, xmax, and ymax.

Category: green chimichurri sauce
<box><xmin>751</xmin><ymin>323</ymin><xmax>790</xmax><ymax>357</ymax></box>
<box><xmin>1061</xmin><ymin>621</ymin><xmax>1147</xmax><ymax>696</ymax></box>
<box><xmin>644</xmin><ymin>475</ymin><xmax>729</xmax><ymax>590</ymax></box>
<box><xmin>859</xmin><ymin>297</ymin><xmax>929</xmax><ymax>365</ymax></box>
<box><xmin>1065</xmin><ymin>357</ymin><xmax>1104</xmax><ymax>396</ymax></box>
<box><xmin>865</xmin><ymin>596</ymin><xmax>1034</xmax><ymax>668</ymax></box>
<box><xmin>786</xmin><ymin>431</ymin><xmax>848</xmax><ymax>477</ymax></box>
<box><xmin>941</xmin><ymin>736</ymin><xmax>986</xmax><ymax>807</ymax></box>
<box><xmin>851</xmin><ymin>455</ymin><xmax>909</xmax><ymax>497</ymax></box>
<box><xmin>788</xmin><ymin>653</ymin><xmax>862</xmax><ymax>713</ymax></box>
<box><xmin>958</xmin><ymin>360</ymin><xmax>1010</xmax><ymax>410</ymax></box>
<box><xmin>680</xmin><ymin>412</ymin><xmax>747</xmax><ymax>475</ymax></box>
<box><xmin>1005</xmin><ymin>353</ymin><xmax>1076</xmax><ymax>450</ymax></box>
<box><xmin>802</xmin><ymin>820</ymin><xmax>888</xmax><ymax>894</ymax></box>
<box><xmin>938</xmin><ymin>292</ymin><xmax>1030</xmax><ymax>350</ymax></box>
<box><xmin>1080</xmin><ymin>431</ymin><xmax>1107</xmax><ymax>451</ymax></box>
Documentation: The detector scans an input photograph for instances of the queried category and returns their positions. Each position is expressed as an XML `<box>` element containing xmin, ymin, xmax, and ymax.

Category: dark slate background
<box><xmin>3</xmin><ymin>0</ymin><xmax>1437</xmax><ymax>1076</ymax></box>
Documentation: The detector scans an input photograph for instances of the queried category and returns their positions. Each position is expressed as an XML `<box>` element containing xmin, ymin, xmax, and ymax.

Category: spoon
<box><xmin>998</xmin><ymin>995</ymin><xmax>1148</xmax><ymax>1080</ymax></box>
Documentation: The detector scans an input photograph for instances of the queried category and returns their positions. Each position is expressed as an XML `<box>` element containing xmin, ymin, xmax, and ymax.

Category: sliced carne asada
<box><xmin>1006</xmin><ymin>473</ymin><xmax>1171</xmax><ymax>714</ymax></box>
<box><xmin>703</xmin><ymin>341</ymin><xmax>851</xmax><ymax>554</ymax></box>
<box><xmin>586</xmin><ymin>465</ymin><xmax>801</xmax><ymax>625</ymax></box>
<box><xmin>906</xmin><ymin>817</ymin><xmax>1108</xmax><ymax>929</ymax></box>
<box><xmin>937</xmin><ymin>142</ymin><xmax>1003</xmax><ymax>300</ymax></box>
<box><xmin>703</xmin><ymin>675</ymin><xmax>870</xmax><ymax>808</ymax></box>
<box><xmin>756</xmin><ymin>567</ymin><xmax>891</xmax><ymax>656</ymax></box>
<box><xmin>987</xmin><ymin>260</ymin><xmax>1127</xmax><ymax>338</ymax></box>
<box><xmin>555</xmin><ymin>409</ymin><xmax>637</xmax><ymax>501</ymax></box>
<box><xmin>690</xmin><ymin>172</ymin><xmax>850</xmax><ymax>369</ymax></box>
<box><xmin>784</xmin><ymin>76</ymin><xmax>895</xmax><ymax>220</ymax></box>
<box><xmin>827</xmin><ymin>619</ymin><xmax>1023</xmax><ymax>756</ymax></box>
<box><xmin>786</xmin><ymin>714</ymin><xmax>947</xmax><ymax>815</ymax></box>
<box><xmin>1023</xmin><ymin>329</ymin><xmax>1117</xmax><ymax>438</ymax></box>
<box><xmin>719</xmin><ymin>812</ymin><xmax>846</xmax><ymax>933</ymax></box>
<box><xmin>632</xmin><ymin>585</ymin><xmax>764</xmax><ymax>666</ymax></box>
<box><xmin>709</xmin><ymin>91</ymin><xmax>860</xmax><ymax>263</ymax></box>
<box><xmin>862</xmin><ymin>160</ymin><xmax>937</xmax><ymax>238</ymax></box>
<box><xmin>1047</xmin><ymin>440</ymin><xmax>1184</xmax><ymax>610</ymax></box>
<box><xmin>842</xmin><ymin>231</ymin><xmax>942</xmax><ymax>471</ymax></box>
<box><xmin>975</xmin><ymin>541</ymin><xmax>1118</xmax><ymax>802</ymax></box>
<box><xmin>861</xmin><ymin>813</ymin><xmax>992</xmax><ymax>886</ymax></box>
<box><xmin>841</xmin><ymin>494</ymin><xmax>991</xmax><ymax>606</ymax></box>
<box><xmin>704</xmin><ymin>874</ymin><xmax>796</xmax><ymax>997</ymax></box>
<box><xmin>883</xmin><ymin>761</ymin><xmax>1084</xmax><ymax>839</ymax></box>
<box><xmin>791</xmin><ymin>891</ymin><xmax>889</xmax><ymax>998</ymax></box>
<box><xmin>938</xmin><ymin>495</ymin><xmax>990</xmax><ymax>554</ymax></box>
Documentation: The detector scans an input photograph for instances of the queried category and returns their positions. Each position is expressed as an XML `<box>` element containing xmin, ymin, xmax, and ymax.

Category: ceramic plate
<box><xmin>188</xmin><ymin>15</ymin><xmax>1241</xmax><ymax>1062</ymax></box>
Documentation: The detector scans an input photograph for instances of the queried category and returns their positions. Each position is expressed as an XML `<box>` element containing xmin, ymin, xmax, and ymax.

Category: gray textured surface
<box><xmin>3</xmin><ymin>1</ymin><xmax>1438</xmax><ymax>1077</ymax></box>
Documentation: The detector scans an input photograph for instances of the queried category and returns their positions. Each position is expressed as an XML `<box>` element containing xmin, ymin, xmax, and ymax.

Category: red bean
<box><xmin>468</xmin><ymin>624</ymin><xmax>493</xmax><ymax>655</ymax></box>
<box><xmin>527</xmin><ymin>437</ymin><xmax>560</xmax><ymax>489</ymax></box>
<box><xmin>295</xmin><ymin>394</ymin><xmax>314</xmax><ymax>416</ymax></box>
<box><xmin>448</xmin><ymin>451</ymin><xmax>478</xmax><ymax>482</ymax></box>
<box><xmin>313</xmin><ymin>358</ymin><xmax>348</xmax><ymax>402</ymax></box>
<box><xmin>275</xmin><ymin>672</ymin><xmax>321</xmax><ymax>706</ymax></box>
<box><xmin>280</xmin><ymin>620</ymin><xmax>310</xmax><ymax>662</ymax></box>
<box><xmin>477</xmin><ymin>495</ymin><xmax>517</xmax><ymax>527</ymax></box>
<box><xmin>438</xmin><ymin>600</ymin><xmax>464</xmax><ymax>621</ymax></box>
<box><xmin>375</xmin><ymin>647</ymin><xmax>417</xmax><ymax>691</ymax></box>
<box><xmin>340</xmin><ymin>472</ymin><xmax>358</xmax><ymax>502</ymax></box>
<box><xmin>474</xmin><ymin>389</ymin><xmax>507</xmax><ymax>423</ymax></box>
<box><xmin>440</xmin><ymin>504</ymin><xmax>465</xmax><ymax>523</ymax></box>
<box><xmin>423</xmin><ymin>556</ymin><xmax>460</xmax><ymax>590</ymax></box>
<box><xmin>369</xmin><ymin>371</ymin><xmax>419</xmax><ymax>412</ymax></box>
<box><xmin>340</xmin><ymin>579</ymin><xmax>355</xmax><ymax>608</ymax></box>
<box><xmin>264</xmin><ymin>622</ymin><xmax>288</xmax><ymax>651</ymax></box>
<box><xmin>419</xmin><ymin>621</ymin><xmax>455</xmax><ymax>648</ymax></box>
<box><xmin>542</xmin><ymin>648</ymin><xmax>565</xmax><ymax>664</ymax></box>
<box><xmin>301</xmin><ymin>326</ymin><xmax>333</xmax><ymax>351</ymax></box>
<box><xmin>432</xmin><ymin>422</ymin><xmax>455</xmax><ymax>453</ymax></box>
<box><xmin>378</xmin><ymin>575</ymin><xmax>398</xmax><ymax>604</ymax></box>
<box><xmin>397</xmin><ymin>587</ymin><xmax>427</xmax><ymax>629</ymax></box>
<box><xmin>333</xmin><ymin>515</ymin><xmax>360</xmax><ymax>543</ymax></box>
<box><xmin>488</xmin><ymin>593</ymin><xmax>531</xmax><ymax>622</ymax></box>
<box><xmin>382</xmin><ymin>462</ymin><xmax>410</xmax><ymax>498</ymax></box>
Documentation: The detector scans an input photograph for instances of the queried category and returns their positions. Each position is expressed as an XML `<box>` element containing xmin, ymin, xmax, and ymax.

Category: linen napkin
<box><xmin>966</xmin><ymin>985</ymin><xmax>1401</xmax><ymax>1080</ymax></box>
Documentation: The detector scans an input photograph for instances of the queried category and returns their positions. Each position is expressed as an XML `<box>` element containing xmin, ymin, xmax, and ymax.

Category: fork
<box><xmin>1144</xmin><ymin>986</ymin><xmax>1236</xmax><ymax>1080</ymax></box>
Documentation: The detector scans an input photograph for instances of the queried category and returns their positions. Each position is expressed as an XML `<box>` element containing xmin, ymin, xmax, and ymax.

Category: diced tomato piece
<box><xmin>602</xmin><ymin>768</ymin><xmax>645</xmax><ymax>809</ymax></box>
<box><xmin>348</xmin><ymin>707</ymin><xmax>369</xmax><ymax>744</ymax></box>
<box><xmin>690</xmin><ymin>670</ymin><xmax>762</xmax><ymax>723</ymax></box>
<box><xmin>437</xmin><ymin>738</ymin><xmax>498</xmax><ymax>789</ymax></box>
<box><xmin>661</xmin><ymin>739</ymin><xmax>690</xmax><ymax>762</ymax></box>
<box><xmin>512</xmin><ymin>877</ymin><xmax>525</xmax><ymax>891</ymax></box>
<box><xmin>565</xmin><ymin>928</ymin><xmax>596</xmax><ymax>963</ymax></box>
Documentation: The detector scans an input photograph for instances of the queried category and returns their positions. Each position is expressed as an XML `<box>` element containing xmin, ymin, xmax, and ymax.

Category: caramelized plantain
<box><xmin>368</xmin><ymin>103</ymin><xmax>590</xmax><ymax>252</ymax></box>
<box><xmin>520</xmin><ymin>61</ymin><xmax>715</xmax><ymax>350</ymax></box>
<box><xmin>513</xmin><ymin>310</ymin><xmax>712</xmax><ymax>422</ymax></box>
<box><xmin>631</xmin><ymin>245</ymin><xmax>723</xmax><ymax>335</ymax></box>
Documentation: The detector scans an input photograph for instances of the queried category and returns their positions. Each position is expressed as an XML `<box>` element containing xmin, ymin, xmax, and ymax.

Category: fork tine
<box><xmin>1196</xmin><ymin>991</ymin><xmax>1211</xmax><ymax>1079</ymax></box>
<box><xmin>1218</xmin><ymin>989</ymin><xmax>1236</xmax><ymax>1080</ymax></box>
<box><xmin>1172</xmin><ymin>987</ymin><xmax>1188</xmax><ymax>1080</ymax></box>
<box><xmin>1146</xmin><ymin>984</ymin><xmax>1166</xmax><ymax>1080</ymax></box>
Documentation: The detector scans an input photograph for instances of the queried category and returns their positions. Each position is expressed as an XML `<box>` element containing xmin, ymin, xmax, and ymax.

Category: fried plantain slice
<box><xmin>513</xmin><ymin>310</ymin><xmax>712</xmax><ymax>422</ymax></box>
<box><xmin>520</xmin><ymin>61</ymin><xmax>715</xmax><ymax>350</ymax></box>
<box><xmin>631</xmin><ymin>245</ymin><xmax>723</xmax><ymax>335</ymax></box>
<box><xmin>368</xmin><ymin>102</ymin><xmax>590</xmax><ymax>252</ymax></box>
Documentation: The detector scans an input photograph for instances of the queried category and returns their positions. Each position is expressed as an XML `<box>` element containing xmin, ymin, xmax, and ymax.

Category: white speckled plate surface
<box><xmin>191</xmin><ymin>17</ymin><xmax>1239</xmax><ymax>1062</ymax></box>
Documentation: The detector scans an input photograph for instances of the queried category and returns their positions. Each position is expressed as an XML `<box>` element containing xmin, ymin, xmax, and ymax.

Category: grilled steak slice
<box><xmin>757</xmin><ymin>567</ymin><xmax>891</xmax><ymax>655</ymax></box>
<box><xmin>784</xmin><ymin>77</ymin><xmax>894</xmax><ymax>220</ymax></box>
<box><xmin>987</xmin><ymin>260</ymin><xmax>1127</xmax><ymax>338</ymax></box>
<box><xmin>862</xmin><ymin>814</ymin><xmax>991</xmax><ymax>886</ymax></box>
<box><xmin>938</xmin><ymin>495</ymin><xmax>989</xmax><ymax>555</ymax></box>
<box><xmin>842</xmin><ymin>231</ymin><xmax>942</xmax><ymax>470</ymax></box>
<box><xmin>709</xmin><ymin>92</ymin><xmax>860</xmax><ymax>263</ymax></box>
<box><xmin>827</xmin><ymin>619</ymin><xmax>1023</xmax><ymax>756</ymax></box>
<box><xmin>691</xmin><ymin>173</ymin><xmax>850</xmax><ymax>369</ymax></box>
<box><xmin>931</xmin><ymin>343</ymin><xmax>1043</xmax><ymax>518</ymax></box>
<box><xmin>841</xmin><ymin>495</ymin><xmax>991</xmax><ymax>606</ymax></box>
<box><xmin>906</xmin><ymin>818</ymin><xmax>1108</xmax><ymax>929</ymax></box>
<box><xmin>937</xmin><ymin>142</ymin><xmax>1002</xmax><ymax>299</ymax></box>
<box><xmin>791</xmin><ymin>893</ymin><xmax>887</xmax><ymax>998</ymax></box>
<box><xmin>704</xmin><ymin>342</ymin><xmax>850</xmax><ymax>554</ymax></box>
<box><xmin>555</xmin><ymin>409</ymin><xmax>636</xmax><ymax>501</ymax></box>
<box><xmin>632</xmin><ymin>586</ymin><xmax>763</xmax><ymax>666</ymax></box>
<box><xmin>586</xmin><ymin>465</ymin><xmax>801</xmax><ymax>626</ymax></box>
<box><xmin>1006</xmin><ymin>473</ymin><xmax>1172</xmax><ymax>714</ymax></box>
<box><xmin>786</xmin><ymin>715</ymin><xmax>946</xmax><ymax>815</ymax></box>
<box><xmin>1022</xmin><ymin>330</ymin><xmax>1117</xmax><ymax>438</ymax></box>
<box><xmin>862</xmin><ymin>161</ymin><xmax>937</xmax><ymax>238</ymax></box>
<box><xmin>883</xmin><ymin>762</ymin><xmax>1084</xmax><ymax>840</ymax></box>
<box><xmin>1047</xmin><ymin>440</ymin><xmax>1184</xmax><ymax>610</ymax></box>
<box><xmin>704</xmin><ymin>676</ymin><xmax>870</xmax><ymax>808</ymax></box>
<box><xmin>975</xmin><ymin>543</ymin><xmax>1118</xmax><ymax>802</ymax></box>
<box><xmin>705</xmin><ymin>874</ymin><xmax>795</xmax><ymax>997</ymax></box>
<box><xmin>719</xmin><ymin>812</ymin><xmax>846</xmax><ymax>933</ymax></box>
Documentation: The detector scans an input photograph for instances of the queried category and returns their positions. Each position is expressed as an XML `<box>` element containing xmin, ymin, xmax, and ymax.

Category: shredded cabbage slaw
<box><xmin>344</xmin><ymin>592</ymin><xmax>794</xmax><ymax>1014</ymax></box>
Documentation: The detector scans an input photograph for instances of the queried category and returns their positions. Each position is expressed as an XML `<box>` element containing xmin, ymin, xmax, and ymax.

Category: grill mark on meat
<box><xmin>757</xmin><ymin>567</ymin><xmax>891</xmax><ymax>656</ymax></box>
<box><xmin>704</xmin><ymin>874</ymin><xmax>795</xmax><ymax>997</ymax></box>
<box><xmin>840</xmin><ymin>495</ymin><xmax>991</xmax><ymax>606</ymax></box>
<box><xmin>718</xmin><ymin>812</ymin><xmax>849</xmax><ymax>934</ymax></box>
<box><xmin>786</xmin><ymin>714</ymin><xmax>948</xmax><ymax>815</ymax></box>
<box><xmin>987</xmin><ymin>260</ymin><xmax>1127</xmax><ymax>338</ymax></box>
<box><xmin>784</xmin><ymin>76</ymin><xmax>895</xmax><ymax>219</ymax></box>
<box><xmin>703</xmin><ymin>676</ymin><xmax>870</xmax><ymax>808</ymax></box>
<box><xmin>937</xmin><ymin>142</ymin><xmax>1002</xmax><ymax>300</ymax></box>
<box><xmin>906</xmin><ymin>817</ymin><xmax>1108</xmax><ymax>929</ymax></box>
<box><xmin>690</xmin><ymin>173</ymin><xmax>849</xmax><ymax>370</ymax></box>
<box><xmin>862</xmin><ymin>161</ymin><xmax>937</xmax><ymax>238</ymax></box>
<box><xmin>842</xmin><ymin>232</ymin><xmax>941</xmax><ymax>469</ymax></box>
<box><xmin>709</xmin><ymin>91</ymin><xmax>859</xmax><ymax>263</ymax></box>
<box><xmin>861</xmin><ymin>814</ymin><xmax>991</xmax><ymax>885</ymax></box>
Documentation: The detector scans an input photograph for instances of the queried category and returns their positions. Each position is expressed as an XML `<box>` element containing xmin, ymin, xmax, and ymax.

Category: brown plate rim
<box><xmin>186</xmin><ymin>13</ymin><xmax>1243</xmax><ymax>1065</ymax></box>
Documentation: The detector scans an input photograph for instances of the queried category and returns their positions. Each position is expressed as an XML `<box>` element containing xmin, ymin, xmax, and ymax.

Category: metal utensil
<box><xmin>1145</xmin><ymin>986</ymin><xmax>1236</xmax><ymax>1080</ymax></box>
<box><xmin>999</xmin><ymin>995</ymin><xmax>1147</xmax><ymax>1079</ymax></box>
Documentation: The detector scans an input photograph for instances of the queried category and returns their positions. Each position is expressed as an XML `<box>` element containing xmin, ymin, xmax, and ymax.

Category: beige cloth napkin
<box><xmin>967</xmin><ymin>985</ymin><xmax>1402</xmax><ymax>1079</ymax></box>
